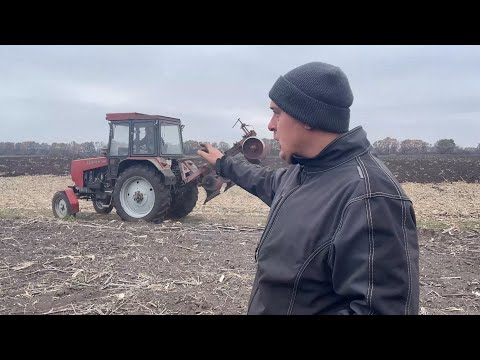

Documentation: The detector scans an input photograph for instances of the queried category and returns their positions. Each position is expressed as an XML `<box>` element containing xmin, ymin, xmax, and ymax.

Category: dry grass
<box><xmin>402</xmin><ymin>182</ymin><xmax>480</xmax><ymax>230</ymax></box>
<box><xmin>0</xmin><ymin>175</ymin><xmax>479</xmax><ymax>230</ymax></box>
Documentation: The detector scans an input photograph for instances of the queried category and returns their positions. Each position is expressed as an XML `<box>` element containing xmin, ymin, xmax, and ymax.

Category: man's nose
<box><xmin>268</xmin><ymin>117</ymin><xmax>276</xmax><ymax>132</ymax></box>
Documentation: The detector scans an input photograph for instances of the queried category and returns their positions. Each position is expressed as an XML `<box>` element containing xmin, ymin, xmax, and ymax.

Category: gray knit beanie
<box><xmin>268</xmin><ymin>62</ymin><xmax>354</xmax><ymax>133</ymax></box>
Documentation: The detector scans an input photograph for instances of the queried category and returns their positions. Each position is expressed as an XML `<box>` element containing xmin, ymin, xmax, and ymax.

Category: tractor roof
<box><xmin>106</xmin><ymin>112</ymin><xmax>181</xmax><ymax>122</ymax></box>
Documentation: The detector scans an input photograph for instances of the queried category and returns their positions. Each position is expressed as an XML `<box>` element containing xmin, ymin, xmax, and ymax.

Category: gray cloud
<box><xmin>0</xmin><ymin>45</ymin><xmax>479</xmax><ymax>147</ymax></box>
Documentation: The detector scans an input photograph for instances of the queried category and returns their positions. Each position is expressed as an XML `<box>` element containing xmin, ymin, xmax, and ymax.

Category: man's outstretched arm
<box><xmin>198</xmin><ymin>143</ymin><xmax>287</xmax><ymax>207</ymax></box>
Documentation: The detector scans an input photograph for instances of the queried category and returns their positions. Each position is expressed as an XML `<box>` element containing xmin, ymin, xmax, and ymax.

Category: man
<box><xmin>198</xmin><ymin>62</ymin><xmax>419</xmax><ymax>315</ymax></box>
<box><xmin>134</xmin><ymin>124</ymin><xmax>156</xmax><ymax>154</ymax></box>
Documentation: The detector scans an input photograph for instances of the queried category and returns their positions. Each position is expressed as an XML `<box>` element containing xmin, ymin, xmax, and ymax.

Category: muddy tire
<box><xmin>93</xmin><ymin>198</ymin><xmax>113</xmax><ymax>214</ymax></box>
<box><xmin>113</xmin><ymin>165</ymin><xmax>171</xmax><ymax>222</ymax></box>
<box><xmin>167</xmin><ymin>183</ymin><xmax>199</xmax><ymax>219</ymax></box>
<box><xmin>52</xmin><ymin>191</ymin><xmax>76</xmax><ymax>220</ymax></box>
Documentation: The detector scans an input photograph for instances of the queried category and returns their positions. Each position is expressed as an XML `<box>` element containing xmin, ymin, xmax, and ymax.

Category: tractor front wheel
<box><xmin>113</xmin><ymin>165</ymin><xmax>171</xmax><ymax>222</ymax></box>
<box><xmin>52</xmin><ymin>191</ymin><xmax>76</xmax><ymax>220</ymax></box>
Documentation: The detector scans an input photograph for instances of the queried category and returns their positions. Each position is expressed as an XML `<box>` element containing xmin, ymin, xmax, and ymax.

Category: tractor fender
<box><xmin>120</xmin><ymin>158</ymin><xmax>176</xmax><ymax>185</ymax></box>
<box><xmin>64</xmin><ymin>187</ymin><xmax>80</xmax><ymax>214</ymax></box>
<box><xmin>153</xmin><ymin>165</ymin><xmax>176</xmax><ymax>185</ymax></box>
<box><xmin>141</xmin><ymin>158</ymin><xmax>176</xmax><ymax>185</ymax></box>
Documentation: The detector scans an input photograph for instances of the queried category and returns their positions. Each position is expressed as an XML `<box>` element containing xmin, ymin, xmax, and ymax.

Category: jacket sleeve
<box><xmin>219</xmin><ymin>155</ymin><xmax>287</xmax><ymax>207</ymax></box>
<box><xmin>328</xmin><ymin>196</ymin><xmax>420</xmax><ymax>315</ymax></box>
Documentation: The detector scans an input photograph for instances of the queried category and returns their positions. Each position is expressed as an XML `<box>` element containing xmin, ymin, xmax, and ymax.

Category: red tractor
<box><xmin>52</xmin><ymin>113</ymin><xmax>266</xmax><ymax>223</ymax></box>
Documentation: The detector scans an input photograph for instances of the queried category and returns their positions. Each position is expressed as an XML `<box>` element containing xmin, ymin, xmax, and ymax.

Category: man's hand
<box><xmin>197</xmin><ymin>143</ymin><xmax>224</xmax><ymax>166</ymax></box>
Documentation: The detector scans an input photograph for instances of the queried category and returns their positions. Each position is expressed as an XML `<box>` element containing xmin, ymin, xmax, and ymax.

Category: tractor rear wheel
<box><xmin>113</xmin><ymin>165</ymin><xmax>171</xmax><ymax>222</ymax></box>
<box><xmin>93</xmin><ymin>198</ymin><xmax>113</xmax><ymax>214</ymax></box>
<box><xmin>52</xmin><ymin>191</ymin><xmax>76</xmax><ymax>219</ymax></box>
<box><xmin>167</xmin><ymin>183</ymin><xmax>199</xmax><ymax>219</ymax></box>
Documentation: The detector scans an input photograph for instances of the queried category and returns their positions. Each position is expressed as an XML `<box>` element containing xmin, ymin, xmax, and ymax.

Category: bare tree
<box><xmin>372</xmin><ymin>137</ymin><xmax>400</xmax><ymax>154</ymax></box>
<box><xmin>399</xmin><ymin>139</ymin><xmax>430</xmax><ymax>154</ymax></box>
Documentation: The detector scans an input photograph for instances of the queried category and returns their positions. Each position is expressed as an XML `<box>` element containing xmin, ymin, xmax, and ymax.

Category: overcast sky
<box><xmin>0</xmin><ymin>45</ymin><xmax>479</xmax><ymax>147</ymax></box>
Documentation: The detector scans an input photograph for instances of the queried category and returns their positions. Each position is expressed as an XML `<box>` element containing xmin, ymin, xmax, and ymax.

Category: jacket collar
<box><xmin>291</xmin><ymin>126</ymin><xmax>371</xmax><ymax>171</ymax></box>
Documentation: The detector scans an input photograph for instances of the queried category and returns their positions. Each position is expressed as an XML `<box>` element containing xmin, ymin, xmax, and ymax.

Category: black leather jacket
<box><xmin>219</xmin><ymin>126</ymin><xmax>419</xmax><ymax>315</ymax></box>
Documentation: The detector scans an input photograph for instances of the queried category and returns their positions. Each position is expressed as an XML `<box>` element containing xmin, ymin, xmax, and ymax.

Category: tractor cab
<box><xmin>107</xmin><ymin>113</ymin><xmax>184</xmax><ymax>158</ymax></box>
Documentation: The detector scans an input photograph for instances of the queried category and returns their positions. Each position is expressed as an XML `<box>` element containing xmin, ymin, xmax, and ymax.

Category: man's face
<box><xmin>268</xmin><ymin>101</ymin><xmax>306</xmax><ymax>164</ymax></box>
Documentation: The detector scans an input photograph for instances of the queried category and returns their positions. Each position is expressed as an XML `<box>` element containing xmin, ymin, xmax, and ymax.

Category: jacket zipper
<box><xmin>255</xmin><ymin>165</ymin><xmax>306</xmax><ymax>261</ymax></box>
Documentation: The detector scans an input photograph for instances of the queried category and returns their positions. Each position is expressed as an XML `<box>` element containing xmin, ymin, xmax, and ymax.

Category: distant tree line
<box><xmin>0</xmin><ymin>141</ymin><xmax>107</xmax><ymax>157</ymax></box>
<box><xmin>1</xmin><ymin>138</ymin><xmax>478</xmax><ymax>157</ymax></box>
<box><xmin>372</xmin><ymin>138</ymin><xmax>480</xmax><ymax>155</ymax></box>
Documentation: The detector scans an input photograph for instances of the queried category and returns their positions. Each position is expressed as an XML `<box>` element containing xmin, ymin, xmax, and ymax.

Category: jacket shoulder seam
<box><xmin>356</xmin><ymin>157</ymin><xmax>374</xmax><ymax>314</ymax></box>
<box><xmin>368</xmin><ymin>151</ymin><xmax>413</xmax><ymax>314</ymax></box>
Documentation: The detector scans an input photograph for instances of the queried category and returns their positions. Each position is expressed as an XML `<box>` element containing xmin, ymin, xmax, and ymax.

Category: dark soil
<box><xmin>261</xmin><ymin>154</ymin><xmax>480</xmax><ymax>183</ymax></box>
<box><xmin>0</xmin><ymin>156</ymin><xmax>71</xmax><ymax>177</ymax></box>
<box><xmin>2</xmin><ymin>154</ymin><xmax>479</xmax><ymax>183</ymax></box>
<box><xmin>378</xmin><ymin>154</ymin><xmax>480</xmax><ymax>183</ymax></box>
